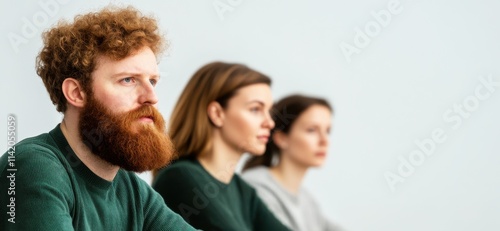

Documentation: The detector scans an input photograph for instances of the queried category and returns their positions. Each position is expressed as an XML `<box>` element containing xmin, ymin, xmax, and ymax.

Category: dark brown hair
<box><xmin>242</xmin><ymin>94</ymin><xmax>332</xmax><ymax>171</ymax></box>
<box><xmin>36</xmin><ymin>6</ymin><xmax>165</xmax><ymax>112</ymax></box>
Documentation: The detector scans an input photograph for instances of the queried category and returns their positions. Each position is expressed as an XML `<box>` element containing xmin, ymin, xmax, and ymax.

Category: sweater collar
<box><xmin>49</xmin><ymin>124</ymin><xmax>114</xmax><ymax>190</ymax></box>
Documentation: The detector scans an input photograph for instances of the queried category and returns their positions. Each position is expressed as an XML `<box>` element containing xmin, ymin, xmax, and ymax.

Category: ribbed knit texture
<box><xmin>0</xmin><ymin>125</ymin><xmax>196</xmax><ymax>231</ymax></box>
<box><xmin>153</xmin><ymin>158</ymin><xmax>291</xmax><ymax>231</ymax></box>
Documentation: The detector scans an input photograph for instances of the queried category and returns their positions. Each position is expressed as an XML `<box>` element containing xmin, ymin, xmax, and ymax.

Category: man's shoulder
<box><xmin>13</xmin><ymin>132</ymin><xmax>54</xmax><ymax>151</ymax></box>
<box><xmin>0</xmin><ymin>130</ymin><xmax>75</xmax><ymax>199</ymax></box>
<box><xmin>1</xmin><ymin>132</ymin><xmax>64</xmax><ymax>168</ymax></box>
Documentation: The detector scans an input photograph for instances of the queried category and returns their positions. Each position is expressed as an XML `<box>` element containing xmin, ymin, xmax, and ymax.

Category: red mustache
<box><xmin>121</xmin><ymin>105</ymin><xmax>165</xmax><ymax>130</ymax></box>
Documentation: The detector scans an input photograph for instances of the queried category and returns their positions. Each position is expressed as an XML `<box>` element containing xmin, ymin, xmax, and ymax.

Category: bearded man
<box><xmin>0</xmin><ymin>6</ymin><xmax>196</xmax><ymax>231</ymax></box>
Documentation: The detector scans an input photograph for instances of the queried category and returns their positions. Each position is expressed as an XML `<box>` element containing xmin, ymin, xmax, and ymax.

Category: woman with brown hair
<box><xmin>152</xmin><ymin>62</ymin><xmax>290</xmax><ymax>231</ymax></box>
<box><xmin>241</xmin><ymin>94</ymin><xmax>341</xmax><ymax>231</ymax></box>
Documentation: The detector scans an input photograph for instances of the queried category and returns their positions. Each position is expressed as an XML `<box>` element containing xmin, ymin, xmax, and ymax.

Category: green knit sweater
<box><xmin>0</xmin><ymin>125</ymin><xmax>196</xmax><ymax>231</ymax></box>
<box><xmin>153</xmin><ymin>158</ymin><xmax>291</xmax><ymax>231</ymax></box>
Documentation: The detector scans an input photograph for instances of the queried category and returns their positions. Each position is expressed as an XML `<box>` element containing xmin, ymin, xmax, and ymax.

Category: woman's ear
<box><xmin>273</xmin><ymin>131</ymin><xmax>289</xmax><ymax>150</ymax></box>
<box><xmin>207</xmin><ymin>101</ymin><xmax>225</xmax><ymax>128</ymax></box>
<box><xmin>62</xmin><ymin>78</ymin><xmax>86</xmax><ymax>109</ymax></box>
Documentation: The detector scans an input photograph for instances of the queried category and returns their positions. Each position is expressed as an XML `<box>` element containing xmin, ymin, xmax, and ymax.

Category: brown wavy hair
<box><xmin>152</xmin><ymin>61</ymin><xmax>271</xmax><ymax>180</ymax></box>
<box><xmin>242</xmin><ymin>94</ymin><xmax>332</xmax><ymax>171</ymax></box>
<box><xmin>36</xmin><ymin>6</ymin><xmax>166</xmax><ymax>112</ymax></box>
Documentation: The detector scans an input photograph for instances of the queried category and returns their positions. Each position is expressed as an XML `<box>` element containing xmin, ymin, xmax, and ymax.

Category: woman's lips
<box><xmin>315</xmin><ymin>152</ymin><xmax>327</xmax><ymax>157</ymax></box>
<box><xmin>257</xmin><ymin>135</ymin><xmax>269</xmax><ymax>142</ymax></box>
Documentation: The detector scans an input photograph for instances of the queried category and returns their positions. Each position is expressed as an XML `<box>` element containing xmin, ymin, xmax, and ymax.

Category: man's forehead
<box><xmin>93</xmin><ymin>49</ymin><xmax>159</xmax><ymax>75</ymax></box>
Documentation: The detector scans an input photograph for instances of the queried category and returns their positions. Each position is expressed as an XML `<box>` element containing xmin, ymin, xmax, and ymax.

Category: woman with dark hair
<box><xmin>241</xmin><ymin>94</ymin><xmax>341</xmax><ymax>231</ymax></box>
<box><xmin>152</xmin><ymin>62</ymin><xmax>290</xmax><ymax>231</ymax></box>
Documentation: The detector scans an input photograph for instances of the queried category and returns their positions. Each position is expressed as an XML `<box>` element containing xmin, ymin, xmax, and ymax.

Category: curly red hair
<box><xmin>36</xmin><ymin>6</ymin><xmax>166</xmax><ymax>112</ymax></box>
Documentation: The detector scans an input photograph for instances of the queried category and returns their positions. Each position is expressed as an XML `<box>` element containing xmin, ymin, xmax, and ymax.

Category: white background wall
<box><xmin>1</xmin><ymin>0</ymin><xmax>499</xmax><ymax>230</ymax></box>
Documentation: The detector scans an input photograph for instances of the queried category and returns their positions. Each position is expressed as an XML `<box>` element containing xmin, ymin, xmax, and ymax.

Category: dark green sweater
<box><xmin>152</xmin><ymin>158</ymin><xmax>291</xmax><ymax>231</ymax></box>
<box><xmin>0</xmin><ymin>125</ymin><xmax>196</xmax><ymax>231</ymax></box>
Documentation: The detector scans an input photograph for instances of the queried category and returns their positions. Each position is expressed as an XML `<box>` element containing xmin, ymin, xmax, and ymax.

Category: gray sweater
<box><xmin>241</xmin><ymin>167</ymin><xmax>342</xmax><ymax>231</ymax></box>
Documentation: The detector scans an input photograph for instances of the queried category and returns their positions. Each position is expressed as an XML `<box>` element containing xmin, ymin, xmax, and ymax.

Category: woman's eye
<box><xmin>250</xmin><ymin>107</ymin><xmax>260</xmax><ymax>113</ymax></box>
<box><xmin>306</xmin><ymin>128</ymin><xmax>316</xmax><ymax>133</ymax></box>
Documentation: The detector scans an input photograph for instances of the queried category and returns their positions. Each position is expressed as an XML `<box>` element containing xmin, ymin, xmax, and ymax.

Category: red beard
<box><xmin>79</xmin><ymin>95</ymin><xmax>174</xmax><ymax>172</ymax></box>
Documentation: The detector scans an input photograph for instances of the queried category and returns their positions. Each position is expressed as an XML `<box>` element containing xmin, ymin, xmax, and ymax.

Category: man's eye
<box><xmin>150</xmin><ymin>79</ymin><xmax>158</xmax><ymax>86</ymax></box>
<box><xmin>122</xmin><ymin>77</ymin><xmax>133</xmax><ymax>83</ymax></box>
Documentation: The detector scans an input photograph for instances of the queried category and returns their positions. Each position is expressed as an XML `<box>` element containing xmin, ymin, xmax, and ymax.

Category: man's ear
<box><xmin>62</xmin><ymin>78</ymin><xmax>86</xmax><ymax>108</ymax></box>
<box><xmin>273</xmin><ymin>131</ymin><xmax>289</xmax><ymax>150</ymax></box>
<box><xmin>207</xmin><ymin>101</ymin><xmax>225</xmax><ymax>128</ymax></box>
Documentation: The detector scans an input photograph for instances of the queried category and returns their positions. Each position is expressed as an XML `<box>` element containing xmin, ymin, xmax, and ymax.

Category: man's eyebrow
<box><xmin>111</xmin><ymin>72</ymin><xmax>160</xmax><ymax>78</ymax></box>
